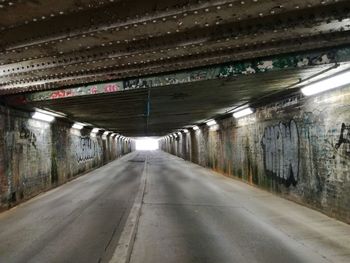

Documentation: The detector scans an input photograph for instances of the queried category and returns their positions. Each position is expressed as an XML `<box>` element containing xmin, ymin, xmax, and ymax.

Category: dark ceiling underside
<box><xmin>24</xmin><ymin>65</ymin><xmax>331</xmax><ymax>136</ymax></box>
<box><xmin>1</xmin><ymin>0</ymin><xmax>350</xmax><ymax>136</ymax></box>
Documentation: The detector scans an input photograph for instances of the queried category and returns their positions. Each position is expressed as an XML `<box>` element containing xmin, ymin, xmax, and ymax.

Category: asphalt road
<box><xmin>0</xmin><ymin>151</ymin><xmax>146</xmax><ymax>263</ymax></box>
<box><xmin>1</xmin><ymin>150</ymin><xmax>350</xmax><ymax>263</ymax></box>
<box><xmin>130</xmin><ymin>151</ymin><xmax>350</xmax><ymax>263</ymax></box>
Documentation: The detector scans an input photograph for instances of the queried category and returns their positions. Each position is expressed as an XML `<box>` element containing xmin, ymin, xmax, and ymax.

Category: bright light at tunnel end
<box><xmin>135</xmin><ymin>138</ymin><xmax>159</xmax><ymax>151</ymax></box>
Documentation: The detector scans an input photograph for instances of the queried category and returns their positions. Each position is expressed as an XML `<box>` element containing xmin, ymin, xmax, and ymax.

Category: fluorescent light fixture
<box><xmin>32</xmin><ymin>112</ymin><xmax>55</xmax><ymax>122</ymax></box>
<box><xmin>35</xmin><ymin>108</ymin><xmax>66</xmax><ymax>118</ymax></box>
<box><xmin>193</xmin><ymin>126</ymin><xmax>199</xmax><ymax>130</ymax></box>
<box><xmin>72</xmin><ymin>123</ymin><xmax>84</xmax><ymax>130</ymax></box>
<box><xmin>233</xmin><ymin>108</ymin><xmax>253</xmax><ymax>118</ymax></box>
<box><xmin>230</xmin><ymin>105</ymin><xmax>249</xmax><ymax>113</ymax></box>
<box><xmin>301</xmin><ymin>70</ymin><xmax>350</xmax><ymax>96</ymax></box>
<box><xmin>206</xmin><ymin>120</ymin><xmax>217</xmax><ymax>126</ymax></box>
<box><xmin>183</xmin><ymin>129</ymin><xmax>189</xmax><ymax>133</ymax></box>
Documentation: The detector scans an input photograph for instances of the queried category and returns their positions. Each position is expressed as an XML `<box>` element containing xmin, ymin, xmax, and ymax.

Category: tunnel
<box><xmin>0</xmin><ymin>1</ymin><xmax>350</xmax><ymax>262</ymax></box>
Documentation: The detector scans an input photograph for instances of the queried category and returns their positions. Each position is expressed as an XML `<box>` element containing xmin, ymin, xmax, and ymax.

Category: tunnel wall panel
<box><xmin>161</xmin><ymin>86</ymin><xmax>350</xmax><ymax>223</ymax></box>
<box><xmin>0</xmin><ymin>105</ymin><xmax>134</xmax><ymax>211</ymax></box>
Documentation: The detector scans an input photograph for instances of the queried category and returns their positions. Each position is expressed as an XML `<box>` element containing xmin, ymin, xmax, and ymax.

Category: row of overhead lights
<box><xmin>162</xmin><ymin>69</ymin><xmax>350</xmax><ymax>139</ymax></box>
<box><xmin>31</xmin><ymin>109</ymin><xmax>132</xmax><ymax>141</ymax></box>
<box><xmin>162</xmin><ymin>106</ymin><xmax>254</xmax><ymax>139</ymax></box>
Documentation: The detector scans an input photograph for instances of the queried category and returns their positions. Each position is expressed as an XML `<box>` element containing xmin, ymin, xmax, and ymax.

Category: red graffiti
<box><xmin>90</xmin><ymin>86</ymin><xmax>98</xmax><ymax>94</ymax></box>
<box><xmin>104</xmin><ymin>83</ymin><xmax>119</xmax><ymax>93</ymax></box>
<box><xmin>50</xmin><ymin>90</ymin><xmax>73</xmax><ymax>99</ymax></box>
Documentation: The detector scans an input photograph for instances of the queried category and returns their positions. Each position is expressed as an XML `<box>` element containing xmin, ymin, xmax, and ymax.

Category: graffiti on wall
<box><xmin>24</xmin><ymin>82</ymin><xmax>123</xmax><ymax>102</ymax></box>
<box><xmin>75</xmin><ymin>136</ymin><xmax>100</xmax><ymax>163</ymax></box>
<box><xmin>124</xmin><ymin>79</ymin><xmax>149</xmax><ymax>90</ymax></box>
<box><xmin>335</xmin><ymin>123</ymin><xmax>350</xmax><ymax>157</ymax></box>
<box><xmin>50</xmin><ymin>90</ymin><xmax>73</xmax><ymax>99</ymax></box>
<box><xmin>19</xmin><ymin>126</ymin><xmax>37</xmax><ymax>148</ymax></box>
<box><xmin>261</xmin><ymin>120</ymin><xmax>299</xmax><ymax>187</ymax></box>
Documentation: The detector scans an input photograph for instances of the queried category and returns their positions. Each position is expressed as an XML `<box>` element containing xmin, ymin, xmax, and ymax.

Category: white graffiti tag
<box><xmin>261</xmin><ymin>120</ymin><xmax>299</xmax><ymax>187</ymax></box>
<box><xmin>75</xmin><ymin>137</ymin><xmax>99</xmax><ymax>163</ymax></box>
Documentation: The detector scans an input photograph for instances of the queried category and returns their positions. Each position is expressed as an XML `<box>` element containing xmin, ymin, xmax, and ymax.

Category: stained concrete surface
<box><xmin>130</xmin><ymin>151</ymin><xmax>350</xmax><ymax>263</ymax></box>
<box><xmin>160</xmin><ymin>85</ymin><xmax>350</xmax><ymax>224</ymax></box>
<box><xmin>0</xmin><ymin>151</ymin><xmax>146</xmax><ymax>263</ymax></box>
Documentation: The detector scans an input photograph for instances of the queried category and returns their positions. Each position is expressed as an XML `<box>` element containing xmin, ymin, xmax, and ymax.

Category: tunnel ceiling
<box><xmin>8</xmin><ymin>63</ymin><xmax>347</xmax><ymax>136</ymax></box>
<box><xmin>1</xmin><ymin>0</ymin><xmax>350</xmax><ymax>136</ymax></box>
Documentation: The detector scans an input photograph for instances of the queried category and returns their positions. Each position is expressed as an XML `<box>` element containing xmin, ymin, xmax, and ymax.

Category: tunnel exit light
<box><xmin>301</xmin><ymin>70</ymin><xmax>350</xmax><ymax>96</ymax></box>
<box><xmin>135</xmin><ymin>139</ymin><xmax>159</xmax><ymax>151</ymax></box>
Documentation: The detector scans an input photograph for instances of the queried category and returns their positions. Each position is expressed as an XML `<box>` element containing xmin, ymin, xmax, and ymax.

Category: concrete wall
<box><xmin>160</xmin><ymin>86</ymin><xmax>350</xmax><ymax>223</ymax></box>
<box><xmin>0</xmin><ymin>105</ymin><xmax>134</xmax><ymax>211</ymax></box>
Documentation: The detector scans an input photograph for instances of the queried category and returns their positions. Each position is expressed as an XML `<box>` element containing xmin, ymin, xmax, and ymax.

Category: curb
<box><xmin>109</xmin><ymin>155</ymin><xmax>148</xmax><ymax>263</ymax></box>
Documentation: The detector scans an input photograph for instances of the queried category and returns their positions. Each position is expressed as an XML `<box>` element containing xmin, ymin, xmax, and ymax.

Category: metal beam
<box><xmin>9</xmin><ymin>46</ymin><xmax>350</xmax><ymax>104</ymax></box>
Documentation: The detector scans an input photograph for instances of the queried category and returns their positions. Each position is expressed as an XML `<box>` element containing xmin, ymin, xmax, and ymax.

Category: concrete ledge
<box><xmin>109</xmin><ymin>156</ymin><xmax>148</xmax><ymax>263</ymax></box>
